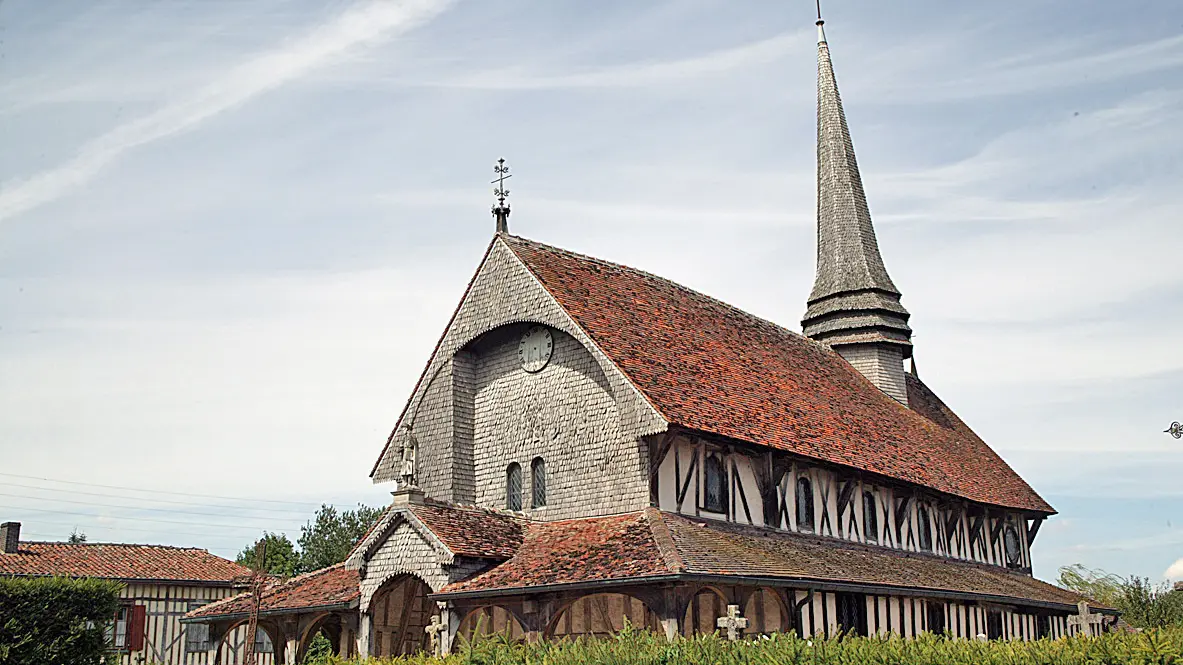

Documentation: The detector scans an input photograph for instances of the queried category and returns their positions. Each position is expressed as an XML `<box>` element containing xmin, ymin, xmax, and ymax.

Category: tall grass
<box><xmin>306</xmin><ymin>624</ymin><xmax>1183</xmax><ymax>665</ymax></box>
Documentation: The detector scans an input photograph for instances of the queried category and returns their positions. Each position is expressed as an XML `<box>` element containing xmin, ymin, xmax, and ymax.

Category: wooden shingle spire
<box><xmin>801</xmin><ymin>16</ymin><xmax>913</xmax><ymax>405</ymax></box>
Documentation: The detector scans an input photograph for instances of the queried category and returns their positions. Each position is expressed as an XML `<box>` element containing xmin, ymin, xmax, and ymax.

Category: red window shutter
<box><xmin>126</xmin><ymin>605</ymin><xmax>147</xmax><ymax>651</ymax></box>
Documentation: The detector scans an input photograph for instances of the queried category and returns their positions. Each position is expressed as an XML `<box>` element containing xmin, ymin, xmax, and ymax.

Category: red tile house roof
<box><xmin>186</xmin><ymin>564</ymin><xmax>360</xmax><ymax>621</ymax></box>
<box><xmin>502</xmin><ymin>235</ymin><xmax>1053</xmax><ymax>514</ymax></box>
<box><xmin>0</xmin><ymin>541</ymin><xmax>250</xmax><ymax>584</ymax></box>
<box><xmin>441</xmin><ymin>509</ymin><xmax>1100</xmax><ymax>612</ymax></box>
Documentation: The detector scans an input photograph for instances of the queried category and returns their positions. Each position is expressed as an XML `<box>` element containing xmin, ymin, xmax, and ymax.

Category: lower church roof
<box><xmin>438</xmin><ymin>508</ymin><xmax>1099</xmax><ymax>613</ymax></box>
<box><xmin>183</xmin><ymin>564</ymin><xmax>360</xmax><ymax>622</ymax></box>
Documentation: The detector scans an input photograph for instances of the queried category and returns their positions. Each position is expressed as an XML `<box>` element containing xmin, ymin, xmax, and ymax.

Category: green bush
<box><xmin>305</xmin><ymin>625</ymin><xmax>1183</xmax><ymax>665</ymax></box>
<box><xmin>0</xmin><ymin>576</ymin><xmax>123</xmax><ymax>665</ymax></box>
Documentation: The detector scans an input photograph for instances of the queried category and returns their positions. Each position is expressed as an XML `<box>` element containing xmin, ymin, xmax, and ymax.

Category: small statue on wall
<box><xmin>396</xmin><ymin>427</ymin><xmax>418</xmax><ymax>488</ymax></box>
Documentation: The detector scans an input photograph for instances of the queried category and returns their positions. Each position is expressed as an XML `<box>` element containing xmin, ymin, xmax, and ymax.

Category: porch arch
<box><xmin>369</xmin><ymin>573</ymin><xmax>434</xmax><ymax>657</ymax></box>
<box><xmin>742</xmin><ymin>587</ymin><xmax>794</xmax><ymax>636</ymax></box>
<box><xmin>682</xmin><ymin>586</ymin><xmax>730</xmax><ymax>637</ymax></box>
<box><xmin>456</xmin><ymin>605</ymin><xmax>527</xmax><ymax>643</ymax></box>
<box><xmin>214</xmin><ymin>618</ymin><xmax>280</xmax><ymax>664</ymax></box>
<box><xmin>547</xmin><ymin>592</ymin><xmax>662</xmax><ymax>638</ymax></box>
<box><xmin>295</xmin><ymin>612</ymin><xmax>343</xmax><ymax>663</ymax></box>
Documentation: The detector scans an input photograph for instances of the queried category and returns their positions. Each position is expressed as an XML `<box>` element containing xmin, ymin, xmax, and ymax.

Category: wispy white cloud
<box><xmin>408</xmin><ymin>29</ymin><xmax>810</xmax><ymax>90</ymax></box>
<box><xmin>854</xmin><ymin>32</ymin><xmax>1183</xmax><ymax>103</ymax></box>
<box><xmin>0</xmin><ymin>0</ymin><xmax>453</xmax><ymax>223</ymax></box>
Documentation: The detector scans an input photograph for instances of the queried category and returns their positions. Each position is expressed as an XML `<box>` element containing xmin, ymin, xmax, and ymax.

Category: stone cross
<box><xmin>716</xmin><ymin>604</ymin><xmax>748</xmax><ymax>641</ymax></box>
<box><xmin>425</xmin><ymin>613</ymin><xmax>447</xmax><ymax>655</ymax></box>
<box><xmin>1067</xmin><ymin>601</ymin><xmax>1104</xmax><ymax>637</ymax></box>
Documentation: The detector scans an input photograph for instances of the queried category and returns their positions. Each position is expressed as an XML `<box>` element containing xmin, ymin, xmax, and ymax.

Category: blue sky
<box><xmin>1</xmin><ymin>0</ymin><xmax>1180</xmax><ymax>583</ymax></box>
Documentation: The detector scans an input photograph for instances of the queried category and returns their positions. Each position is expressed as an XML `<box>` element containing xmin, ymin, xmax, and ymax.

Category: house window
<box><xmin>106</xmin><ymin>604</ymin><xmax>144</xmax><ymax>652</ymax></box>
<box><xmin>796</xmin><ymin>477</ymin><xmax>814</xmax><ymax>532</ymax></box>
<box><xmin>703</xmin><ymin>454</ymin><xmax>727</xmax><ymax>514</ymax></box>
<box><xmin>531</xmin><ymin>457</ymin><xmax>547</xmax><ymax>508</ymax></box>
<box><xmin>185</xmin><ymin>603</ymin><xmax>211</xmax><ymax>652</ymax></box>
<box><xmin>835</xmin><ymin>592</ymin><xmax>868</xmax><ymax>636</ymax></box>
<box><xmin>863</xmin><ymin>491</ymin><xmax>878</xmax><ymax>543</ymax></box>
<box><xmin>918</xmin><ymin>505</ymin><xmax>933</xmax><ymax>552</ymax></box>
<box><xmin>926</xmin><ymin>601</ymin><xmax>947</xmax><ymax>634</ymax></box>
<box><xmin>107</xmin><ymin>605</ymin><xmax>130</xmax><ymax>650</ymax></box>
<box><xmin>506</xmin><ymin>463</ymin><xmax>522</xmax><ymax>511</ymax></box>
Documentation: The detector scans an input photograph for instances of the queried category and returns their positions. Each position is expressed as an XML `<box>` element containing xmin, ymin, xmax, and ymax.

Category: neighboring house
<box><xmin>0</xmin><ymin>521</ymin><xmax>273</xmax><ymax>665</ymax></box>
<box><xmin>187</xmin><ymin>16</ymin><xmax>1114</xmax><ymax>659</ymax></box>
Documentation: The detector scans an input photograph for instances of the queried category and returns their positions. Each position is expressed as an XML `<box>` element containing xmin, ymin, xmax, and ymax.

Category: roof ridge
<box><xmin>21</xmin><ymin>541</ymin><xmax>213</xmax><ymax>552</ymax></box>
<box><xmin>502</xmin><ymin>234</ymin><xmax>812</xmax><ymax>344</ymax></box>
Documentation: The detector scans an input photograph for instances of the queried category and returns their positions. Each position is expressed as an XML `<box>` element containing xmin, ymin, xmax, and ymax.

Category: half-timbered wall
<box><xmin>653</xmin><ymin>434</ymin><xmax>1035</xmax><ymax>572</ymax></box>
<box><xmin>112</xmin><ymin>583</ymin><xmax>270</xmax><ymax>665</ymax></box>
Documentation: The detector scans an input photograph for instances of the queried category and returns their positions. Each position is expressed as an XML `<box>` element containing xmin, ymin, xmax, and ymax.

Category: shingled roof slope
<box><xmin>409</xmin><ymin>502</ymin><xmax>524</xmax><ymax>559</ymax></box>
<box><xmin>440</xmin><ymin>509</ymin><xmax>1096</xmax><ymax>611</ymax></box>
<box><xmin>503</xmin><ymin>235</ymin><xmax>1052</xmax><ymax>514</ymax></box>
<box><xmin>186</xmin><ymin>564</ymin><xmax>360</xmax><ymax>621</ymax></box>
<box><xmin>0</xmin><ymin>542</ymin><xmax>249</xmax><ymax>584</ymax></box>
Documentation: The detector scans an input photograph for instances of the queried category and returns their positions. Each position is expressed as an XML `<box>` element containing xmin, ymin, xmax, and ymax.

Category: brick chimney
<box><xmin>1</xmin><ymin>522</ymin><xmax>19</xmax><ymax>554</ymax></box>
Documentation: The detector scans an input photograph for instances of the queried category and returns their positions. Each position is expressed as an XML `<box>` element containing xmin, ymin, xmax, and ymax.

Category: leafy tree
<box><xmin>0</xmin><ymin>576</ymin><xmax>122</xmax><ymax>665</ymax></box>
<box><xmin>236</xmin><ymin>532</ymin><xmax>299</xmax><ymax>578</ymax></box>
<box><xmin>68</xmin><ymin>529</ymin><xmax>87</xmax><ymax>544</ymax></box>
<box><xmin>296</xmin><ymin>504</ymin><xmax>383</xmax><ymax>573</ymax></box>
<box><xmin>1059</xmin><ymin>564</ymin><xmax>1183</xmax><ymax>629</ymax></box>
<box><xmin>1058</xmin><ymin>564</ymin><xmax>1125</xmax><ymax>606</ymax></box>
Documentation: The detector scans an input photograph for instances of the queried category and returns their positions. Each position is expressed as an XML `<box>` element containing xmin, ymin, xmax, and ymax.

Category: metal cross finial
<box><xmin>491</xmin><ymin>158</ymin><xmax>512</xmax><ymax>234</ymax></box>
<box><xmin>816</xmin><ymin>0</ymin><xmax>824</xmax><ymax>25</ymax></box>
<box><xmin>1166</xmin><ymin>422</ymin><xmax>1183</xmax><ymax>439</ymax></box>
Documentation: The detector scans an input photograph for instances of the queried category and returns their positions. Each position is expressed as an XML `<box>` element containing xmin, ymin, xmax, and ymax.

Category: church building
<box><xmin>185</xmin><ymin>17</ymin><xmax>1113</xmax><ymax>660</ymax></box>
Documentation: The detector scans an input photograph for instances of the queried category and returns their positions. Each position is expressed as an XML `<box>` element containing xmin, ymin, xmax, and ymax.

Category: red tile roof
<box><xmin>503</xmin><ymin>236</ymin><xmax>1052</xmax><ymax>514</ymax></box>
<box><xmin>186</xmin><ymin>564</ymin><xmax>360</xmax><ymax>621</ymax></box>
<box><xmin>409</xmin><ymin>503</ymin><xmax>524</xmax><ymax>559</ymax></box>
<box><xmin>0</xmin><ymin>542</ymin><xmax>249</xmax><ymax>584</ymax></box>
<box><xmin>440</xmin><ymin>509</ymin><xmax>1096</xmax><ymax>611</ymax></box>
<box><xmin>442</xmin><ymin>512</ymin><xmax>670</xmax><ymax>594</ymax></box>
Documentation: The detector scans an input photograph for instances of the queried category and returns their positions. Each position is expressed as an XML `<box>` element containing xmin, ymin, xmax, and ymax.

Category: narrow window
<box><xmin>918</xmin><ymin>505</ymin><xmax>933</xmax><ymax>552</ymax></box>
<box><xmin>835</xmin><ymin>592</ymin><xmax>869</xmax><ymax>636</ymax></box>
<box><xmin>506</xmin><ymin>463</ymin><xmax>522</xmax><ymax>511</ymax></box>
<box><xmin>926</xmin><ymin>601</ymin><xmax>947</xmax><ymax>634</ymax></box>
<box><xmin>531</xmin><ymin>457</ymin><xmax>547</xmax><ymax>508</ymax></box>
<box><xmin>703</xmin><ymin>454</ymin><xmax>727</xmax><ymax>514</ymax></box>
<box><xmin>863</xmin><ymin>491</ymin><xmax>878</xmax><ymax>543</ymax></box>
<box><xmin>796</xmin><ymin>477</ymin><xmax>814</xmax><ymax>532</ymax></box>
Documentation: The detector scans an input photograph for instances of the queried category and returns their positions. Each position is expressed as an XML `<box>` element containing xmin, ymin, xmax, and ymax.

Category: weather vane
<box><xmin>492</xmin><ymin>158</ymin><xmax>512</xmax><ymax>234</ymax></box>
<box><xmin>1166</xmin><ymin>422</ymin><xmax>1182</xmax><ymax>439</ymax></box>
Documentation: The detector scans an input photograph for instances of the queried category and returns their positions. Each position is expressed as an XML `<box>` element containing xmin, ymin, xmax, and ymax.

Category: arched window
<box><xmin>917</xmin><ymin>505</ymin><xmax>933</xmax><ymax>552</ymax></box>
<box><xmin>506</xmin><ymin>463</ymin><xmax>522</xmax><ymax>511</ymax></box>
<box><xmin>863</xmin><ymin>491</ymin><xmax>878</xmax><ymax>543</ymax></box>
<box><xmin>795</xmin><ymin>477</ymin><xmax>814</xmax><ymax>532</ymax></box>
<box><xmin>703</xmin><ymin>454</ymin><xmax>727</xmax><ymax>514</ymax></box>
<box><xmin>531</xmin><ymin>457</ymin><xmax>547</xmax><ymax>508</ymax></box>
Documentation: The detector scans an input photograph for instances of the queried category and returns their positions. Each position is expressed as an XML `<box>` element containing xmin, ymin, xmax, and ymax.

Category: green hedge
<box><xmin>0</xmin><ymin>576</ymin><xmax>123</xmax><ymax>665</ymax></box>
<box><xmin>308</xmin><ymin>625</ymin><xmax>1183</xmax><ymax>665</ymax></box>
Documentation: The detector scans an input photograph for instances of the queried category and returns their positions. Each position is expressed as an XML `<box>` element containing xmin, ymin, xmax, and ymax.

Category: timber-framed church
<box><xmin>185</xmin><ymin>17</ymin><xmax>1113</xmax><ymax>662</ymax></box>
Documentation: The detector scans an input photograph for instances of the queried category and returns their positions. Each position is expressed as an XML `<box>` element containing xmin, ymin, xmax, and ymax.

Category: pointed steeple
<box><xmin>802</xmin><ymin>17</ymin><xmax>913</xmax><ymax>405</ymax></box>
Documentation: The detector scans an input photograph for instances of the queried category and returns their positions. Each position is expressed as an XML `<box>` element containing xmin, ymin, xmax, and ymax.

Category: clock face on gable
<box><xmin>518</xmin><ymin>325</ymin><xmax>554</xmax><ymax>373</ymax></box>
